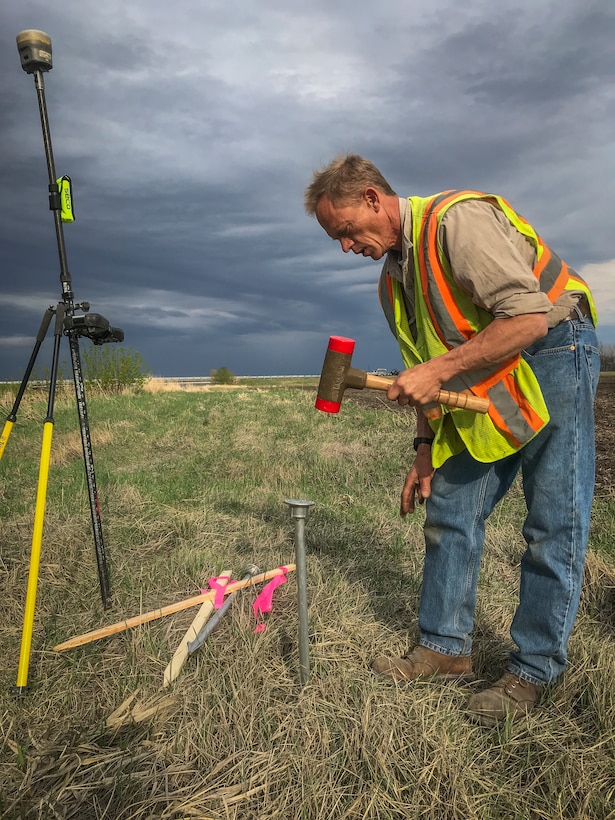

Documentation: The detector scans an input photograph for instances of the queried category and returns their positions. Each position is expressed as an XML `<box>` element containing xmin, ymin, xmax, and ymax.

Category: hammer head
<box><xmin>315</xmin><ymin>335</ymin><xmax>367</xmax><ymax>413</ymax></box>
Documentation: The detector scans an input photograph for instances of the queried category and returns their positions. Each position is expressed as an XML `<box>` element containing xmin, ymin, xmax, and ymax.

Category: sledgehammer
<box><xmin>315</xmin><ymin>336</ymin><xmax>490</xmax><ymax>415</ymax></box>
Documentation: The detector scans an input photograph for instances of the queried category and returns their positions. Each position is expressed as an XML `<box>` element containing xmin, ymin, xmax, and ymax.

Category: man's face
<box><xmin>315</xmin><ymin>189</ymin><xmax>399</xmax><ymax>260</ymax></box>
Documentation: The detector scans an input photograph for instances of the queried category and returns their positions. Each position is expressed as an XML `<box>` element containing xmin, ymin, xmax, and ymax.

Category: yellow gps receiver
<box><xmin>57</xmin><ymin>175</ymin><xmax>75</xmax><ymax>223</ymax></box>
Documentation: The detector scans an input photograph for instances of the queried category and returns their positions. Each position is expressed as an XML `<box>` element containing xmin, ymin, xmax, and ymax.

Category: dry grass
<box><xmin>143</xmin><ymin>380</ymin><xmax>246</xmax><ymax>394</ymax></box>
<box><xmin>0</xmin><ymin>387</ymin><xmax>614</xmax><ymax>819</ymax></box>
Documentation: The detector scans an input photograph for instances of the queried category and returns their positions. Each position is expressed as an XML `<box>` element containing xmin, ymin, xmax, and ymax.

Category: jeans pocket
<box><xmin>523</xmin><ymin>322</ymin><xmax>574</xmax><ymax>358</ymax></box>
<box><xmin>584</xmin><ymin>343</ymin><xmax>601</xmax><ymax>397</ymax></box>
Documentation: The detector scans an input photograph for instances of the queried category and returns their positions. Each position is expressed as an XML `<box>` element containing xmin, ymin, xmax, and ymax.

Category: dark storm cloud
<box><xmin>456</xmin><ymin>7</ymin><xmax>615</xmax><ymax>106</ymax></box>
<box><xmin>0</xmin><ymin>0</ymin><xmax>613</xmax><ymax>381</ymax></box>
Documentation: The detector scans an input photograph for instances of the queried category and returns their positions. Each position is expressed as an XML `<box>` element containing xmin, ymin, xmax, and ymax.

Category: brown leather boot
<box><xmin>371</xmin><ymin>645</ymin><xmax>475</xmax><ymax>682</ymax></box>
<box><xmin>466</xmin><ymin>672</ymin><xmax>542</xmax><ymax>726</ymax></box>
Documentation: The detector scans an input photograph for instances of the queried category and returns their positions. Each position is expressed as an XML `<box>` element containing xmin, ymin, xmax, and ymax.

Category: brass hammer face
<box><xmin>315</xmin><ymin>335</ymin><xmax>356</xmax><ymax>413</ymax></box>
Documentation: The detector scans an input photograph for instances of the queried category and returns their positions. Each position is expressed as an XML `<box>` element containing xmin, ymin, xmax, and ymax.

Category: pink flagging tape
<box><xmin>252</xmin><ymin>566</ymin><xmax>289</xmax><ymax>632</ymax></box>
<box><xmin>201</xmin><ymin>575</ymin><xmax>234</xmax><ymax>609</ymax></box>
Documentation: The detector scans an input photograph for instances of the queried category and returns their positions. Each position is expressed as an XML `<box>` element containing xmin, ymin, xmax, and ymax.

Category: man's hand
<box><xmin>387</xmin><ymin>361</ymin><xmax>444</xmax><ymax>407</ymax></box>
<box><xmin>400</xmin><ymin>448</ymin><xmax>435</xmax><ymax>515</ymax></box>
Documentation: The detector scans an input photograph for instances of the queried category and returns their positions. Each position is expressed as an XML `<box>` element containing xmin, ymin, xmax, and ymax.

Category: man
<box><xmin>304</xmin><ymin>154</ymin><xmax>600</xmax><ymax>725</ymax></box>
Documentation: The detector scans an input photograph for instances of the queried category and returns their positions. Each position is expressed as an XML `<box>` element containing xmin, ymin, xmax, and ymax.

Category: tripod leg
<box><xmin>67</xmin><ymin>333</ymin><xmax>111</xmax><ymax>608</ymax></box>
<box><xmin>0</xmin><ymin>307</ymin><xmax>55</xmax><ymax>460</ymax></box>
<box><xmin>15</xmin><ymin>307</ymin><xmax>64</xmax><ymax>694</ymax></box>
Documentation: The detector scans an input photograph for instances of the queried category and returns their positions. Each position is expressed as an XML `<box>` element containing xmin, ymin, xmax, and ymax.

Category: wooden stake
<box><xmin>162</xmin><ymin>570</ymin><xmax>231</xmax><ymax>688</ymax></box>
<box><xmin>53</xmin><ymin>565</ymin><xmax>295</xmax><ymax>652</ymax></box>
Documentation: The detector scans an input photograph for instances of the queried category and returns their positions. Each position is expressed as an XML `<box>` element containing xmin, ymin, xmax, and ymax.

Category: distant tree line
<box><xmin>600</xmin><ymin>344</ymin><xmax>615</xmax><ymax>372</ymax></box>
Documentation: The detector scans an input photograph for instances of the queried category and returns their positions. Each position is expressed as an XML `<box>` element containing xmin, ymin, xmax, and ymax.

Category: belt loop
<box><xmin>568</xmin><ymin>296</ymin><xmax>593</xmax><ymax>325</ymax></box>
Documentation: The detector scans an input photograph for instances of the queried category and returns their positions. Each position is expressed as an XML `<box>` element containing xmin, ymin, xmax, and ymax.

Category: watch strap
<box><xmin>413</xmin><ymin>436</ymin><xmax>434</xmax><ymax>451</ymax></box>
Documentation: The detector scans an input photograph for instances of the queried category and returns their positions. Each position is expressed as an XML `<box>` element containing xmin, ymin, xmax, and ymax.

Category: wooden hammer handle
<box><xmin>363</xmin><ymin>374</ymin><xmax>489</xmax><ymax>414</ymax></box>
<box><xmin>434</xmin><ymin>389</ymin><xmax>489</xmax><ymax>414</ymax></box>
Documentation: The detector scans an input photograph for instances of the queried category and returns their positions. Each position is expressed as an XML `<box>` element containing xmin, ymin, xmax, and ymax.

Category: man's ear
<box><xmin>364</xmin><ymin>187</ymin><xmax>381</xmax><ymax>211</ymax></box>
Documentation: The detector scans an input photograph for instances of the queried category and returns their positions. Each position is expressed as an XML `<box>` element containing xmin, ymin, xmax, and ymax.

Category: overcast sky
<box><xmin>1</xmin><ymin>0</ymin><xmax>614</xmax><ymax>381</ymax></box>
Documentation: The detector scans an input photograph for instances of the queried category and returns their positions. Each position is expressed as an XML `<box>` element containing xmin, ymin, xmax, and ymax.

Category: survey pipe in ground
<box><xmin>285</xmin><ymin>499</ymin><xmax>314</xmax><ymax>686</ymax></box>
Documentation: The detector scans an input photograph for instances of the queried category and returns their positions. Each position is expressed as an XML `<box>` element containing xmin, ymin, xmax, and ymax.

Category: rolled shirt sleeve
<box><xmin>439</xmin><ymin>199</ymin><xmax>555</xmax><ymax>319</ymax></box>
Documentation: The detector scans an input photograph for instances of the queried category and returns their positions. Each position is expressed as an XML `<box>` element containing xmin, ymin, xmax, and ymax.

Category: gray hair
<box><xmin>304</xmin><ymin>154</ymin><xmax>397</xmax><ymax>215</ymax></box>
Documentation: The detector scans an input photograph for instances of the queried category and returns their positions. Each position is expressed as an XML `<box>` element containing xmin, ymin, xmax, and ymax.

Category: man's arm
<box><xmin>387</xmin><ymin>313</ymin><xmax>547</xmax><ymax>406</ymax></box>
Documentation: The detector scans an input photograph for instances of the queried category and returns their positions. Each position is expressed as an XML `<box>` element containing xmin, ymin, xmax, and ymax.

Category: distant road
<box><xmin>148</xmin><ymin>375</ymin><xmax>320</xmax><ymax>387</ymax></box>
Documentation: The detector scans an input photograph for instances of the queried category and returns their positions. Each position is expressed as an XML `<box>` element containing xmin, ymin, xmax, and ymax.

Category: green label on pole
<box><xmin>57</xmin><ymin>175</ymin><xmax>75</xmax><ymax>223</ymax></box>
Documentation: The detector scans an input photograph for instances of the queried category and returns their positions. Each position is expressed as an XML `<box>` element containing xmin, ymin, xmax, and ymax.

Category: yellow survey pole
<box><xmin>15</xmin><ymin>420</ymin><xmax>54</xmax><ymax>693</ymax></box>
<box><xmin>0</xmin><ymin>419</ymin><xmax>14</xmax><ymax>459</ymax></box>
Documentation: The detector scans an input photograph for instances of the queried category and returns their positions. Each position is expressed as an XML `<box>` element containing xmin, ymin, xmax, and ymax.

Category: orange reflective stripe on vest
<box><xmin>417</xmin><ymin>190</ymin><xmax>481</xmax><ymax>346</ymax></box>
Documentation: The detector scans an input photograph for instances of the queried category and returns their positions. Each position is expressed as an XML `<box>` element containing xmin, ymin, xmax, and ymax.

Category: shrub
<box><xmin>81</xmin><ymin>345</ymin><xmax>149</xmax><ymax>393</ymax></box>
<box><xmin>210</xmin><ymin>366</ymin><xmax>236</xmax><ymax>385</ymax></box>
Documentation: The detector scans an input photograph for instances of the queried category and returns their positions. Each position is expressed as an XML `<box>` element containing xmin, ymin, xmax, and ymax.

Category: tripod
<box><xmin>2</xmin><ymin>31</ymin><xmax>124</xmax><ymax>694</ymax></box>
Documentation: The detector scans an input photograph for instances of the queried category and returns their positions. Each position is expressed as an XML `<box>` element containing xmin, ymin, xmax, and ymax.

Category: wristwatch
<box><xmin>413</xmin><ymin>436</ymin><xmax>434</xmax><ymax>451</ymax></box>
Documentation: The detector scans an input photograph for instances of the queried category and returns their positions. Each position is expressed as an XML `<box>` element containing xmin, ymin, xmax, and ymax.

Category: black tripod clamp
<box><xmin>64</xmin><ymin>313</ymin><xmax>125</xmax><ymax>345</ymax></box>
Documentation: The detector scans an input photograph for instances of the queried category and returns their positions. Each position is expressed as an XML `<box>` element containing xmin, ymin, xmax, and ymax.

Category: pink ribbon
<box><xmin>252</xmin><ymin>566</ymin><xmax>289</xmax><ymax>632</ymax></box>
<box><xmin>201</xmin><ymin>574</ymin><xmax>234</xmax><ymax>609</ymax></box>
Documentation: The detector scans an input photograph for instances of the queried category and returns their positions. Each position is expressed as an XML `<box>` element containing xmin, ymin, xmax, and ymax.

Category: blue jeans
<box><xmin>418</xmin><ymin>312</ymin><xmax>600</xmax><ymax>686</ymax></box>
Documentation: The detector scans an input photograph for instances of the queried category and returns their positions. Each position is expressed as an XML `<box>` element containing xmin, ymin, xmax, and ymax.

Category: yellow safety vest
<box><xmin>379</xmin><ymin>190</ymin><xmax>597</xmax><ymax>467</ymax></box>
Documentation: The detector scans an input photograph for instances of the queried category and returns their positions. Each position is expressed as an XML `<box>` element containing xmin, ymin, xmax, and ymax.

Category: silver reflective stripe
<box><xmin>441</xmin><ymin>367</ymin><xmax>504</xmax><ymax>393</ymax></box>
<box><xmin>439</xmin><ymin>370</ymin><xmax>534</xmax><ymax>442</ymax></box>
<box><xmin>487</xmin><ymin>382</ymin><xmax>536</xmax><ymax>443</ymax></box>
<box><xmin>443</xmin><ymin>373</ymin><xmax>535</xmax><ymax>443</ymax></box>
<box><xmin>538</xmin><ymin>249</ymin><xmax>565</xmax><ymax>293</ymax></box>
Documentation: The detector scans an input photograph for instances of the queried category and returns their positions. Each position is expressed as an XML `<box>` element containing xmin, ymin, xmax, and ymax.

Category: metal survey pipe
<box><xmin>285</xmin><ymin>499</ymin><xmax>314</xmax><ymax>686</ymax></box>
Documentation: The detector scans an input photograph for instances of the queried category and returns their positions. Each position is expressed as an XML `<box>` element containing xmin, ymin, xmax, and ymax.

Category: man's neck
<box><xmin>381</xmin><ymin>194</ymin><xmax>403</xmax><ymax>252</ymax></box>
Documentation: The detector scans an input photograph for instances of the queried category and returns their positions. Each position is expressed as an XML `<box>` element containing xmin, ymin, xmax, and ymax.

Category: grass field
<box><xmin>0</xmin><ymin>383</ymin><xmax>614</xmax><ymax>819</ymax></box>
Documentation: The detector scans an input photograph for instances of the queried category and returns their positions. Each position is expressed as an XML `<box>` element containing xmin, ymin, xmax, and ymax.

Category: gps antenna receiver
<box><xmin>16</xmin><ymin>30</ymin><xmax>53</xmax><ymax>74</ymax></box>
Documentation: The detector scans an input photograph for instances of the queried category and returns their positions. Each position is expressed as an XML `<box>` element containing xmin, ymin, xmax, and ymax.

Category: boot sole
<box><xmin>466</xmin><ymin>705</ymin><xmax>536</xmax><ymax>727</ymax></box>
<box><xmin>466</xmin><ymin>711</ymin><xmax>500</xmax><ymax>727</ymax></box>
<box><xmin>377</xmin><ymin>671</ymin><xmax>477</xmax><ymax>684</ymax></box>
